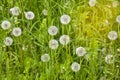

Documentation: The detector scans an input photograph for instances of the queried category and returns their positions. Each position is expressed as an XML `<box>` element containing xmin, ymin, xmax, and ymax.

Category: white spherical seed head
<box><xmin>10</xmin><ymin>7</ymin><xmax>20</xmax><ymax>16</ymax></box>
<box><xmin>12</xmin><ymin>27</ymin><xmax>22</xmax><ymax>37</ymax></box>
<box><xmin>25</xmin><ymin>11</ymin><xmax>35</xmax><ymax>20</ymax></box>
<box><xmin>4</xmin><ymin>37</ymin><xmax>13</xmax><ymax>46</ymax></box>
<box><xmin>105</xmin><ymin>54</ymin><xmax>114</xmax><ymax>64</ymax></box>
<box><xmin>71</xmin><ymin>62</ymin><xmax>80</xmax><ymax>72</ymax></box>
<box><xmin>60</xmin><ymin>14</ymin><xmax>71</xmax><ymax>25</ymax></box>
<box><xmin>88</xmin><ymin>0</ymin><xmax>97</xmax><ymax>7</ymax></box>
<box><xmin>59</xmin><ymin>35</ymin><xmax>70</xmax><ymax>45</ymax></box>
<box><xmin>112</xmin><ymin>1</ymin><xmax>119</xmax><ymax>8</ymax></box>
<box><xmin>49</xmin><ymin>39</ymin><xmax>59</xmax><ymax>50</ymax></box>
<box><xmin>1</xmin><ymin>20</ymin><xmax>11</xmax><ymax>30</ymax></box>
<box><xmin>42</xmin><ymin>9</ymin><xmax>48</xmax><ymax>16</ymax></box>
<box><xmin>108</xmin><ymin>31</ymin><xmax>118</xmax><ymax>40</ymax></box>
<box><xmin>48</xmin><ymin>26</ymin><xmax>58</xmax><ymax>36</ymax></box>
<box><xmin>41</xmin><ymin>54</ymin><xmax>50</xmax><ymax>62</ymax></box>
<box><xmin>76</xmin><ymin>47</ymin><xmax>86</xmax><ymax>57</ymax></box>
<box><xmin>116</xmin><ymin>15</ymin><xmax>120</xmax><ymax>23</ymax></box>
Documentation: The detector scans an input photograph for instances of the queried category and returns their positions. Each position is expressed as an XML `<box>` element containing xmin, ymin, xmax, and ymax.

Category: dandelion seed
<box><xmin>42</xmin><ymin>9</ymin><xmax>48</xmax><ymax>16</ymax></box>
<box><xmin>4</xmin><ymin>37</ymin><xmax>13</xmax><ymax>46</ymax></box>
<box><xmin>104</xmin><ymin>19</ymin><xmax>109</xmax><ymax>25</ymax></box>
<box><xmin>41</xmin><ymin>54</ymin><xmax>50</xmax><ymax>62</ymax></box>
<box><xmin>48</xmin><ymin>26</ymin><xmax>58</xmax><ymax>36</ymax></box>
<box><xmin>1</xmin><ymin>20</ymin><xmax>11</xmax><ymax>30</ymax></box>
<box><xmin>71</xmin><ymin>62</ymin><xmax>80</xmax><ymax>72</ymax></box>
<box><xmin>10</xmin><ymin>7</ymin><xmax>20</xmax><ymax>16</ymax></box>
<box><xmin>12</xmin><ymin>27</ymin><xmax>22</xmax><ymax>37</ymax></box>
<box><xmin>25</xmin><ymin>11</ymin><xmax>35</xmax><ymax>20</ymax></box>
<box><xmin>108</xmin><ymin>31</ymin><xmax>118</xmax><ymax>40</ymax></box>
<box><xmin>61</xmin><ymin>66</ymin><xmax>66</xmax><ymax>73</ymax></box>
<box><xmin>59</xmin><ymin>35</ymin><xmax>70</xmax><ymax>45</ymax></box>
<box><xmin>76</xmin><ymin>47</ymin><xmax>86</xmax><ymax>57</ymax></box>
<box><xmin>116</xmin><ymin>15</ymin><xmax>120</xmax><ymax>23</ymax></box>
<box><xmin>88</xmin><ymin>0</ymin><xmax>97</xmax><ymax>7</ymax></box>
<box><xmin>105</xmin><ymin>54</ymin><xmax>114</xmax><ymax>64</ymax></box>
<box><xmin>49</xmin><ymin>39</ymin><xmax>59</xmax><ymax>50</ymax></box>
<box><xmin>60</xmin><ymin>14</ymin><xmax>71</xmax><ymax>25</ymax></box>
<box><xmin>112</xmin><ymin>1</ymin><xmax>119</xmax><ymax>8</ymax></box>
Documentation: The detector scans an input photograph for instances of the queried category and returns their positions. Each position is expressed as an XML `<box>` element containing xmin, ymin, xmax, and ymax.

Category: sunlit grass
<box><xmin>0</xmin><ymin>0</ymin><xmax>120</xmax><ymax>80</ymax></box>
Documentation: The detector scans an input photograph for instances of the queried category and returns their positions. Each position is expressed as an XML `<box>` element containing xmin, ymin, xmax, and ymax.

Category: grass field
<box><xmin>0</xmin><ymin>0</ymin><xmax>120</xmax><ymax>80</ymax></box>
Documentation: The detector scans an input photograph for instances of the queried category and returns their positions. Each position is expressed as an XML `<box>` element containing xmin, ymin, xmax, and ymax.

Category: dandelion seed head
<box><xmin>59</xmin><ymin>35</ymin><xmax>70</xmax><ymax>45</ymax></box>
<box><xmin>71</xmin><ymin>62</ymin><xmax>80</xmax><ymax>72</ymax></box>
<box><xmin>4</xmin><ymin>37</ymin><xmax>13</xmax><ymax>46</ymax></box>
<box><xmin>1</xmin><ymin>20</ymin><xmax>11</xmax><ymax>30</ymax></box>
<box><xmin>49</xmin><ymin>39</ymin><xmax>59</xmax><ymax>50</ymax></box>
<box><xmin>60</xmin><ymin>14</ymin><xmax>71</xmax><ymax>25</ymax></box>
<box><xmin>12</xmin><ymin>27</ymin><xmax>22</xmax><ymax>37</ymax></box>
<box><xmin>108</xmin><ymin>31</ymin><xmax>118</xmax><ymax>40</ymax></box>
<box><xmin>10</xmin><ymin>7</ymin><xmax>20</xmax><ymax>16</ymax></box>
<box><xmin>112</xmin><ymin>1</ymin><xmax>119</xmax><ymax>8</ymax></box>
<box><xmin>76</xmin><ymin>47</ymin><xmax>86</xmax><ymax>57</ymax></box>
<box><xmin>25</xmin><ymin>11</ymin><xmax>35</xmax><ymax>20</ymax></box>
<box><xmin>105</xmin><ymin>54</ymin><xmax>114</xmax><ymax>64</ymax></box>
<box><xmin>48</xmin><ymin>26</ymin><xmax>58</xmax><ymax>36</ymax></box>
<box><xmin>116</xmin><ymin>15</ymin><xmax>120</xmax><ymax>23</ymax></box>
<box><xmin>89</xmin><ymin>0</ymin><xmax>97</xmax><ymax>7</ymax></box>
<box><xmin>41</xmin><ymin>54</ymin><xmax>50</xmax><ymax>62</ymax></box>
<box><xmin>42</xmin><ymin>9</ymin><xmax>48</xmax><ymax>16</ymax></box>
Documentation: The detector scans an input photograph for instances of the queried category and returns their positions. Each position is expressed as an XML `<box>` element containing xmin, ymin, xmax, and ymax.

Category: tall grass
<box><xmin>0</xmin><ymin>0</ymin><xmax>120</xmax><ymax>80</ymax></box>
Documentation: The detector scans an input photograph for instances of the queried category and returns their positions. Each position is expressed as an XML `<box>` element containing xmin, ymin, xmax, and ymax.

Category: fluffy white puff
<box><xmin>60</xmin><ymin>14</ymin><xmax>71</xmax><ymax>25</ymax></box>
<box><xmin>4</xmin><ymin>37</ymin><xmax>13</xmax><ymax>46</ymax></box>
<box><xmin>12</xmin><ymin>27</ymin><xmax>22</xmax><ymax>37</ymax></box>
<box><xmin>49</xmin><ymin>39</ymin><xmax>59</xmax><ymax>50</ymax></box>
<box><xmin>71</xmin><ymin>62</ymin><xmax>80</xmax><ymax>72</ymax></box>
<box><xmin>41</xmin><ymin>54</ymin><xmax>50</xmax><ymax>62</ymax></box>
<box><xmin>1</xmin><ymin>20</ymin><xmax>11</xmax><ymax>30</ymax></box>
<box><xmin>59</xmin><ymin>35</ymin><xmax>70</xmax><ymax>45</ymax></box>
<box><xmin>25</xmin><ymin>11</ymin><xmax>35</xmax><ymax>20</ymax></box>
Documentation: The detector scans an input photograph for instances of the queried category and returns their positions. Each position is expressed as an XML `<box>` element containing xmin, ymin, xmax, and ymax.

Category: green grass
<box><xmin>0</xmin><ymin>0</ymin><xmax>120</xmax><ymax>80</ymax></box>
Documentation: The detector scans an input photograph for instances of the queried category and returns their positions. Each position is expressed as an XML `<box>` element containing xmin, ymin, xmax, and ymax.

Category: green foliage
<box><xmin>0</xmin><ymin>0</ymin><xmax>120</xmax><ymax>80</ymax></box>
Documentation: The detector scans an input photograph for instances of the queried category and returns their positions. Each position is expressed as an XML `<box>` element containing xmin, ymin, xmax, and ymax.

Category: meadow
<box><xmin>0</xmin><ymin>0</ymin><xmax>120</xmax><ymax>80</ymax></box>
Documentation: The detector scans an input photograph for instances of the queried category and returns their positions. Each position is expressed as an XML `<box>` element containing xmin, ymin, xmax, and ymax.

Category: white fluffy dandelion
<box><xmin>12</xmin><ymin>27</ymin><xmax>22</xmax><ymax>37</ymax></box>
<box><xmin>60</xmin><ymin>14</ymin><xmax>71</xmax><ymax>25</ymax></box>
<box><xmin>1</xmin><ymin>20</ymin><xmax>11</xmax><ymax>30</ymax></box>
<box><xmin>59</xmin><ymin>35</ymin><xmax>70</xmax><ymax>45</ymax></box>
<box><xmin>88</xmin><ymin>0</ymin><xmax>97</xmax><ymax>7</ymax></box>
<box><xmin>71</xmin><ymin>62</ymin><xmax>80</xmax><ymax>72</ymax></box>
<box><xmin>42</xmin><ymin>9</ymin><xmax>48</xmax><ymax>16</ymax></box>
<box><xmin>41</xmin><ymin>54</ymin><xmax>50</xmax><ymax>62</ymax></box>
<box><xmin>105</xmin><ymin>54</ymin><xmax>114</xmax><ymax>64</ymax></box>
<box><xmin>108</xmin><ymin>31</ymin><xmax>118</xmax><ymax>40</ymax></box>
<box><xmin>76</xmin><ymin>47</ymin><xmax>86</xmax><ymax>57</ymax></box>
<box><xmin>112</xmin><ymin>1</ymin><xmax>119</xmax><ymax>8</ymax></box>
<box><xmin>49</xmin><ymin>39</ymin><xmax>59</xmax><ymax>50</ymax></box>
<box><xmin>10</xmin><ymin>7</ymin><xmax>20</xmax><ymax>16</ymax></box>
<box><xmin>25</xmin><ymin>11</ymin><xmax>35</xmax><ymax>20</ymax></box>
<box><xmin>48</xmin><ymin>26</ymin><xmax>58</xmax><ymax>36</ymax></box>
<box><xmin>116</xmin><ymin>15</ymin><xmax>120</xmax><ymax>23</ymax></box>
<box><xmin>4</xmin><ymin>37</ymin><xmax>13</xmax><ymax>46</ymax></box>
